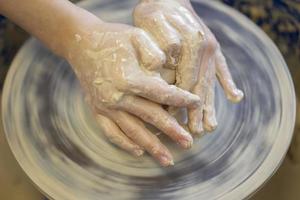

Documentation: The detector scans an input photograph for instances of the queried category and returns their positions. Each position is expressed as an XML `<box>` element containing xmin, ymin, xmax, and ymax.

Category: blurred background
<box><xmin>0</xmin><ymin>0</ymin><xmax>299</xmax><ymax>199</ymax></box>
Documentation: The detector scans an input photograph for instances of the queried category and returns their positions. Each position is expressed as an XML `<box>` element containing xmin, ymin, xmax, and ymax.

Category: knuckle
<box><xmin>138</xmin><ymin>11</ymin><xmax>166</xmax><ymax>33</ymax></box>
<box><xmin>132</xmin><ymin>28</ymin><xmax>147</xmax><ymax>38</ymax></box>
<box><xmin>126</xmin><ymin>125</ymin><xmax>136</xmax><ymax>136</ymax></box>
<box><xmin>208</xmin><ymin>39</ymin><xmax>218</xmax><ymax>51</ymax></box>
<box><xmin>146</xmin><ymin>12</ymin><xmax>163</xmax><ymax>24</ymax></box>
<box><xmin>145</xmin><ymin>14</ymin><xmax>157</xmax><ymax>24</ymax></box>
<box><xmin>202</xmin><ymin>37</ymin><xmax>218</xmax><ymax>52</ymax></box>
<box><xmin>143</xmin><ymin>44</ymin><xmax>166</xmax><ymax>70</ymax></box>
<box><xmin>94</xmin><ymin>91</ymin><xmax>121</xmax><ymax>109</ymax></box>
<box><xmin>133</xmin><ymin>6</ymin><xmax>143</xmax><ymax>19</ymax></box>
<box><xmin>125</xmin><ymin>126</ymin><xmax>139</xmax><ymax>139</ymax></box>
<box><xmin>134</xmin><ymin>2</ymin><xmax>157</xmax><ymax>19</ymax></box>
<box><xmin>142</xmin><ymin>111</ymin><xmax>157</xmax><ymax>123</ymax></box>
<box><xmin>159</xmin><ymin>52</ymin><xmax>167</xmax><ymax>64</ymax></box>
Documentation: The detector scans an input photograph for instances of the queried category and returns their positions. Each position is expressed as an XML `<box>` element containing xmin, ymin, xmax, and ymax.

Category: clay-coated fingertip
<box><xmin>169</xmin><ymin>160</ymin><xmax>175</xmax><ymax>166</ymax></box>
<box><xmin>179</xmin><ymin>139</ymin><xmax>193</xmax><ymax>149</ymax></box>
<box><xmin>203</xmin><ymin>114</ymin><xmax>218</xmax><ymax>132</ymax></box>
<box><xmin>228</xmin><ymin>89</ymin><xmax>244</xmax><ymax>103</ymax></box>
<box><xmin>194</xmin><ymin>129</ymin><xmax>205</xmax><ymax>137</ymax></box>
<box><xmin>189</xmin><ymin>122</ymin><xmax>205</xmax><ymax>136</ymax></box>
<box><xmin>204</xmin><ymin>122</ymin><xmax>218</xmax><ymax>132</ymax></box>
<box><xmin>159</xmin><ymin>155</ymin><xmax>174</xmax><ymax>167</ymax></box>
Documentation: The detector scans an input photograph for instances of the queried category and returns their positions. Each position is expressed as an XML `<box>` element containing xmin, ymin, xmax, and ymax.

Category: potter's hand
<box><xmin>0</xmin><ymin>0</ymin><xmax>199</xmax><ymax>166</ymax></box>
<box><xmin>68</xmin><ymin>22</ymin><xmax>200</xmax><ymax>166</ymax></box>
<box><xmin>134</xmin><ymin>0</ymin><xmax>244</xmax><ymax>134</ymax></box>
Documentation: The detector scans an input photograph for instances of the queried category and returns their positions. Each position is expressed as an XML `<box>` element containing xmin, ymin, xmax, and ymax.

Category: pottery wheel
<box><xmin>2</xmin><ymin>1</ymin><xmax>296</xmax><ymax>200</ymax></box>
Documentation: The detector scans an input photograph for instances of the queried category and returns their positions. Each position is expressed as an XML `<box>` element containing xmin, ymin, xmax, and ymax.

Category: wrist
<box><xmin>59</xmin><ymin>6</ymin><xmax>105</xmax><ymax>60</ymax></box>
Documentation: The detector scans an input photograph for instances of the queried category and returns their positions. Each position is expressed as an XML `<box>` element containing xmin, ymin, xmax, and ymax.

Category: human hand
<box><xmin>134</xmin><ymin>0</ymin><xmax>244</xmax><ymax>134</ymax></box>
<box><xmin>67</xmin><ymin>22</ymin><xmax>201</xmax><ymax>166</ymax></box>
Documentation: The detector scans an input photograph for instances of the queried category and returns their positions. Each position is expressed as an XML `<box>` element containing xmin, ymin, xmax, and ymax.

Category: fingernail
<box><xmin>204</xmin><ymin>117</ymin><xmax>218</xmax><ymax>132</ymax></box>
<box><xmin>169</xmin><ymin>160</ymin><xmax>175</xmax><ymax>166</ymax></box>
<box><xmin>235</xmin><ymin>89</ymin><xmax>244</xmax><ymax>101</ymax></box>
<box><xmin>160</xmin><ymin>155</ymin><xmax>174</xmax><ymax>167</ymax></box>
<box><xmin>189</xmin><ymin>121</ymin><xmax>204</xmax><ymax>136</ymax></box>
<box><xmin>178</xmin><ymin>128</ymin><xmax>193</xmax><ymax>148</ymax></box>
<box><xmin>204</xmin><ymin>123</ymin><xmax>217</xmax><ymax>132</ymax></box>
<box><xmin>195</xmin><ymin>124</ymin><xmax>205</xmax><ymax>136</ymax></box>
<box><xmin>180</xmin><ymin>138</ymin><xmax>193</xmax><ymax>149</ymax></box>
<box><xmin>133</xmin><ymin>149</ymin><xmax>144</xmax><ymax>157</ymax></box>
<box><xmin>229</xmin><ymin>89</ymin><xmax>244</xmax><ymax>103</ymax></box>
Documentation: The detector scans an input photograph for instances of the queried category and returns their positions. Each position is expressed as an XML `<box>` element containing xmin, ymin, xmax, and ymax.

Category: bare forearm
<box><xmin>0</xmin><ymin>0</ymin><xmax>102</xmax><ymax>58</ymax></box>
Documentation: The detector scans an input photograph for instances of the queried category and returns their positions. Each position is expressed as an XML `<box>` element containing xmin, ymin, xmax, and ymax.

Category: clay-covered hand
<box><xmin>134</xmin><ymin>0</ymin><xmax>244</xmax><ymax>134</ymax></box>
<box><xmin>67</xmin><ymin>22</ymin><xmax>200</xmax><ymax>166</ymax></box>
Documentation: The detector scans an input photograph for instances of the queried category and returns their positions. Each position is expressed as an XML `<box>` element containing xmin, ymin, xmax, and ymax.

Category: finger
<box><xmin>188</xmin><ymin>51</ymin><xmax>216</xmax><ymax>135</ymax></box>
<box><xmin>86</xmin><ymin>99</ymin><xmax>144</xmax><ymax>156</ymax></box>
<box><xmin>116</xmin><ymin>95</ymin><xmax>193</xmax><ymax>149</ymax></box>
<box><xmin>131</xmin><ymin>29</ymin><xmax>166</xmax><ymax>70</ymax></box>
<box><xmin>125</xmin><ymin>74</ymin><xmax>200</xmax><ymax>108</ymax></box>
<box><xmin>188</xmin><ymin>101</ymin><xmax>204</xmax><ymax>135</ymax></box>
<box><xmin>203</xmin><ymin>58</ymin><xmax>218</xmax><ymax>132</ymax></box>
<box><xmin>108</xmin><ymin>110</ymin><xmax>174</xmax><ymax>166</ymax></box>
<box><xmin>203</xmin><ymin>91</ymin><xmax>217</xmax><ymax>132</ymax></box>
<box><xmin>165</xmin><ymin>13</ymin><xmax>204</xmax><ymax>91</ymax></box>
<box><xmin>185</xmin><ymin>25</ymin><xmax>218</xmax><ymax>135</ymax></box>
<box><xmin>215</xmin><ymin>49</ymin><xmax>244</xmax><ymax>103</ymax></box>
<box><xmin>95</xmin><ymin>114</ymin><xmax>144</xmax><ymax>157</ymax></box>
<box><xmin>134</xmin><ymin>12</ymin><xmax>181</xmax><ymax>68</ymax></box>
